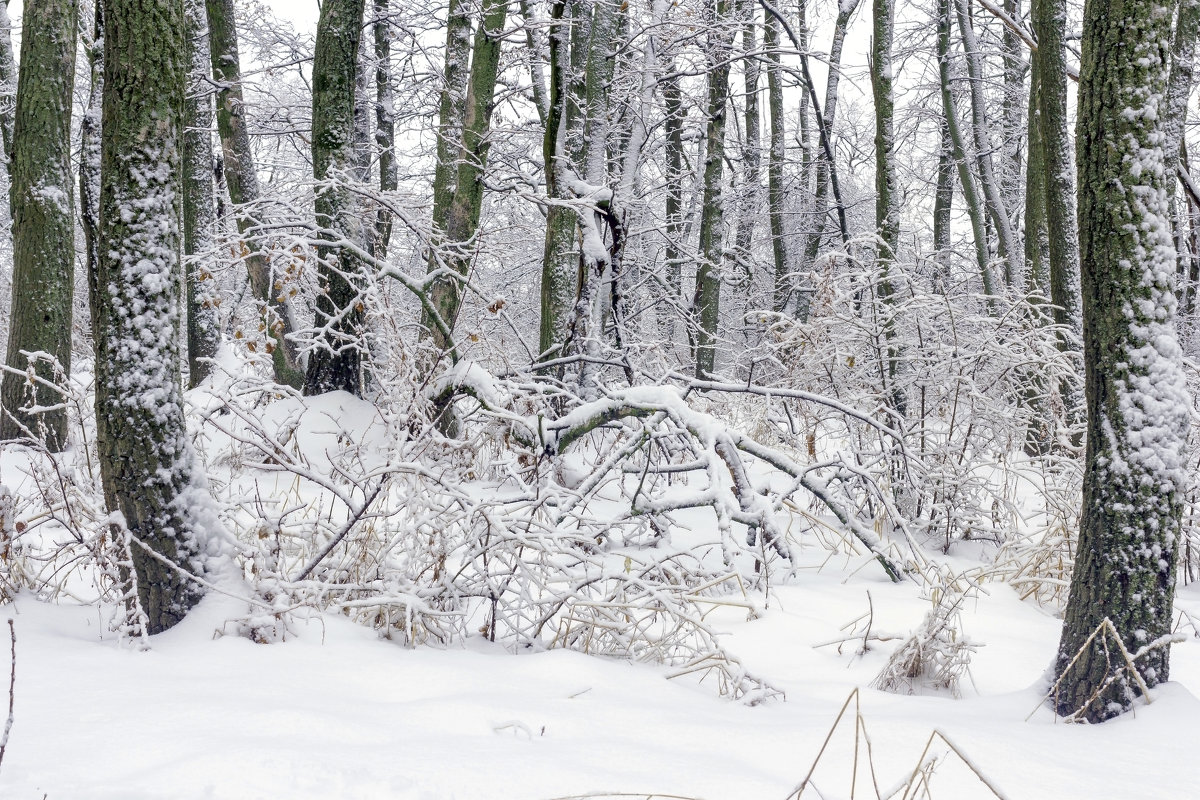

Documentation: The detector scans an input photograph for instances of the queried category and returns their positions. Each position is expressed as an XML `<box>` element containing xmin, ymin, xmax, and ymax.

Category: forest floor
<box><xmin>2</xmin><ymin>541</ymin><xmax>1200</xmax><ymax>798</ymax></box>
<box><xmin>1</xmin><ymin>380</ymin><xmax>1199</xmax><ymax>799</ymax></box>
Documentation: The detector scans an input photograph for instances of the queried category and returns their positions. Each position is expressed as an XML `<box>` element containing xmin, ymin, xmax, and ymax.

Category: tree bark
<box><xmin>96</xmin><ymin>0</ymin><xmax>207</xmax><ymax>632</ymax></box>
<box><xmin>1033</xmin><ymin>0</ymin><xmax>1081</xmax><ymax>340</ymax></box>
<box><xmin>870</xmin><ymin>0</ymin><xmax>903</xmax><ymax>416</ymax></box>
<box><xmin>304</xmin><ymin>0</ymin><xmax>368</xmax><ymax>396</ymax></box>
<box><xmin>374</xmin><ymin>0</ymin><xmax>397</xmax><ymax>254</ymax></box>
<box><xmin>765</xmin><ymin>15</ymin><xmax>789</xmax><ymax>312</ymax></box>
<box><xmin>692</xmin><ymin>0</ymin><xmax>735</xmax><ymax>379</ymax></box>
<box><xmin>183</xmin><ymin>0</ymin><xmax>220</xmax><ymax>388</ymax></box>
<box><xmin>0</xmin><ymin>0</ymin><xmax>78</xmax><ymax>449</ymax></box>
<box><xmin>1053</xmin><ymin>0</ymin><xmax>1188</xmax><ymax>722</ymax></box>
<box><xmin>422</xmin><ymin>0</ymin><xmax>509</xmax><ymax>358</ymax></box>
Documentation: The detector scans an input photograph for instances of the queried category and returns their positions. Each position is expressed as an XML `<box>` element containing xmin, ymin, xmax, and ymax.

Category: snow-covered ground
<box><xmin>2</xmin><ymin>556</ymin><xmax>1199</xmax><ymax>799</ymax></box>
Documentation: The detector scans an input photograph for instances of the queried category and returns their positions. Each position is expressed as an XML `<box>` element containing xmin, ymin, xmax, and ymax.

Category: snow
<box><xmin>3</xmin><ymin>572</ymin><xmax>1200</xmax><ymax>797</ymax></box>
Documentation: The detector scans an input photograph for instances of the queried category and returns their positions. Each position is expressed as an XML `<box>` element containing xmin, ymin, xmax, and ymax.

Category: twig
<box><xmin>0</xmin><ymin>619</ymin><xmax>15</xmax><ymax>775</ymax></box>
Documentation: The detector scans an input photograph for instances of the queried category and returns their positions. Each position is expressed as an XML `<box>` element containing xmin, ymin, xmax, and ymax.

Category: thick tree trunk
<box><xmin>0</xmin><ymin>0</ymin><xmax>78</xmax><ymax>449</ymax></box>
<box><xmin>692</xmin><ymin>0</ymin><xmax>734</xmax><ymax>379</ymax></box>
<box><xmin>304</xmin><ymin>0</ymin><xmax>368</xmax><ymax>396</ymax></box>
<box><xmin>183</xmin><ymin>0</ymin><xmax>220</xmax><ymax>388</ymax></box>
<box><xmin>97</xmin><ymin>0</ymin><xmax>207</xmax><ymax>632</ymax></box>
<box><xmin>206</xmin><ymin>0</ymin><xmax>304</xmax><ymax>387</ymax></box>
<box><xmin>1053</xmin><ymin>0</ymin><xmax>1188</xmax><ymax>722</ymax></box>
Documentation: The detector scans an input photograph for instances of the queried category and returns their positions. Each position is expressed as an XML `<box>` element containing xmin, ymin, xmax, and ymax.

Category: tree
<box><xmin>1052</xmin><ymin>0</ymin><xmax>1189</xmax><ymax>722</ymax></box>
<box><xmin>184</xmin><ymin>0</ymin><xmax>220</xmax><ymax>388</ymax></box>
<box><xmin>692</xmin><ymin>0</ymin><xmax>734</xmax><ymax>378</ymax></box>
<box><xmin>0</xmin><ymin>0</ymin><xmax>79</xmax><ymax>450</ymax></box>
<box><xmin>95</xmin><ymin>0</ymin><xmax>208</xmax><ymax>632</ymax></box>
<box><xmin>304</xmin><ymin>0</ymin><xmax>368</xmax><ymax>396</ymax></box>
<box><xmin>207</xmin><ymin>0</ymin><xmax>305</xmax><ymax>387</ymax></box>
<box><xmin>422</xmin><ymin>0</ymin><xmax>509</xmax><ymax>360</ymax></box>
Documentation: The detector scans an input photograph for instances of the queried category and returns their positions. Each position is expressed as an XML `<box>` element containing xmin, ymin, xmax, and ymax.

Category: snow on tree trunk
<box><xmin>692</xmin><ymin>0</ymin><xmax>734</xmax><ymax>379</ymax></box>
<box><xmin>183</xmin><ymin>0</ymin><xmax>220</xmax><ymax>389</ymax></box>
<box><xmin>1033</xmin><ymin>0</ymin><xmax>1081</xmax><ymax>343</ymax></box>
<box><xmin>96</xmin><ymin>0</ymin><xmax>207</xmax><ymax>633</ymax></box>
<box><xmin>374</xmin><ymin>0</ymin><xmax>397</xmax><ymax>254</ymax></box>
<box><xmin>1053</xmin><ymin>0</ymin><xmax>1189</xmax><ymax>722</ymax></box>
<box><xmin>423</xmin><ymin>0</ymin><xmax>508</xmax><ymax>360</ymax></box>
<box><xmin>0</xmin><ymin>0</ymin><xmax>78</xmax><ymax>450</ymax></box>
<box><xmin>304</xmin><ymin>0</ymin><xmax>368</xmax><ymax>396</ymax></box>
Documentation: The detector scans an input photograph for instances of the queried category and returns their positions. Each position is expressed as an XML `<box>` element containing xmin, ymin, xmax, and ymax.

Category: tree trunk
<box><xmin>82</xmin><ymin>1</ymin><xmax>103</xmax><ymax>335</ymax></box>
<box><xmin>937</xmin><ymin>0</ymin><xmax>995</xmax><ymax>301</ymax></box>
<box><xmin>660</xmin><ymin>33</ymin><xmax>686</xmax><ymax>336</ymax></box>
<box><xmin>97</xmin><ymin>0</ymin><xmax>207</xmax><ymax>632</ymax></box>
<box><xmin>538</xmin><ymin>0</ymin><xmax>577</xmax><ymax>360</ymax></box>
<box><xmin>932</xmin><ymin>119</ymin><xmax>954</xmax><ymax>289</ymax></box>
<box><xmin>206</xmin><ymin>0</ymin><xmax>304</xmax><ymax>387</ymax></box>
<box><xmin>999</xmin><ymin>0</ymin><xmax>1026</xmax><ymax>226</ymax></box>
<box><xmin>733</xmin><ymin>4</ymin><xmax>761</xmax><ymax>286</ymax></box>
<box><xmin>0</xmin><ymin>1</ymin><xmax>15</xmax><ymax>163</ymax></box>
<box><xmin>765</xmin><ymin>15</ymin><xmax>789</xmax><ymax>312</ymax></box>
<box><xmin>692</xmin><ymin>0</ymin><xmax>734</xmax><ymax>379</ymax></box>
<box><xmin>870</xmin><ymin>0</ymin><xmax>903</xmax><ymax>417</ymax></box>
<box><xmin>795</xmin><ymin>0</ymin><xmax>859</xmax><ymax>320</ymax></box>
<box><xmin>0</xmin><ymin>0</ymin><xmax>78</xmax><ymax>450</ymax></box>
<box><xmin>183</xmin><ymin>0</ymin><xmax>220</xmax><ymax>389</ymax></box>
<box><xmin>953</xmin><ymin>0</ymin><xmax>1022</xmax><ymax>290</ymax></box>
<box><xmin>374</xmin><ymin>0</ymin><xmax>397</xmax><ymax>254</ymax></box>
<box><xmin>1053</xmin><ymin>0</ymin><xmax>1188</xmax><ymax>722</ymax></box>
<box><xmin>1033</xmin><ymin>0</ymin><xmax>1081</xmax><ymax>341</ymax></box>
<box><xmin>423</xmin><ymin>0</ymin><xmax>509</xmax><ymax>358</ymax></box>
<box><xmin>304</xmin><ymin>0</ymin><xmax>367</xmax><ymax>396</ymax></box>
<box><xmin>1023</xmin><ymin>43</ymin><xmax>1050</xmax><ymax>295</ymax></box>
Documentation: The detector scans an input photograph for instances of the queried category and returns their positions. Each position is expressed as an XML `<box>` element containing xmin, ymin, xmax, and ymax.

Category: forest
<box><xmin>0</xmin><ymin>0</ymin><xmax>1199</xmax><ymax>796</ymax></box>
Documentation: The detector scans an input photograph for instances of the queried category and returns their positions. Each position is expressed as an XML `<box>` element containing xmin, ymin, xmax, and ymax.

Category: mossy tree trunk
<box><xmin>422</xmin><ymin>0</ymin><xmax>508</xmax><ymax>359</ymax></box>
<box><xmin>1053</xmin><ymin>0</ymin><xmax>1189</xmax><ymax>722</ymax></box>
<box><xmin>0</xmin><ymin>0</ymin><xmax>78</xmax><ymax>450</ymax></box>
<box><xmin>96</xmin><ymin>0</ymin><xmax>207</xmax><ymax>633</ymax></box>
<box><xmin>304</xmin><ymin>0</ymin><xmax>368</xmax><ymax>396</ymax></box>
